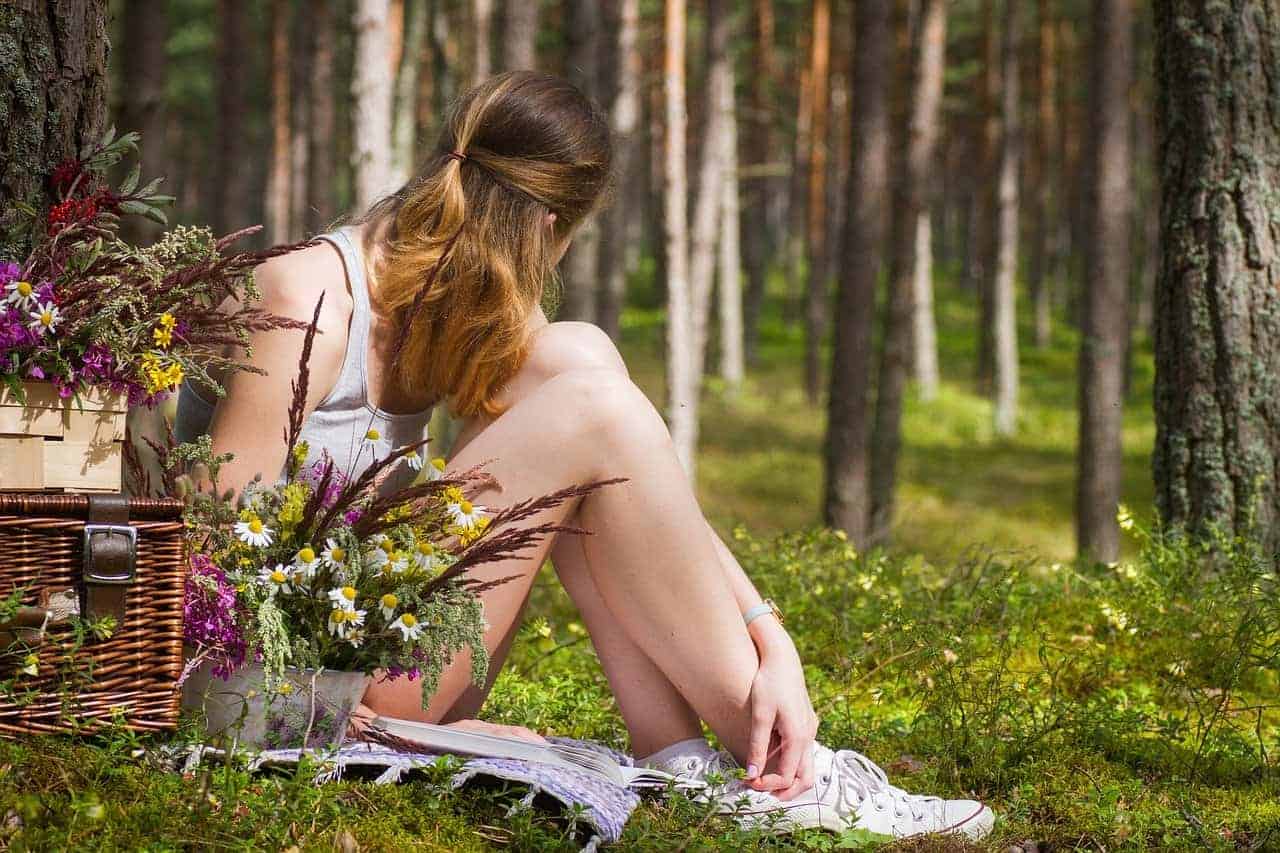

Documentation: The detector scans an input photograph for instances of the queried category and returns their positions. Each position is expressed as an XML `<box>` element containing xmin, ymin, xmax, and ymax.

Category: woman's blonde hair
<box><xmin>363</xmin><ymin>71</ymin><xmax>612</xmax><ymax>418</ymax></box>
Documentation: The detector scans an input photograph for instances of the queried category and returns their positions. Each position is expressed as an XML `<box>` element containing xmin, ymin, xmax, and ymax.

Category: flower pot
<box><xmin>0</xmin><ymin>381</ymin><xmax>125</xmax><ymax>492</ymax></box>
<box><xmin>181</xmin><ymin>662</ymin><xmax>370</xmax><ymax>751</ymax></box>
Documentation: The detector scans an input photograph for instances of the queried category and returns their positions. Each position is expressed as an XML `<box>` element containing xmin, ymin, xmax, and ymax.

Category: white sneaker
<box><xmin>643</xmin><ymin>738</ymin><xmax>994</xmax><ymax>841</ymax></box>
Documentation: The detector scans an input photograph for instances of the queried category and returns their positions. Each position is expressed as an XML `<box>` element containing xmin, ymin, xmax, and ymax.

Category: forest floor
<box><xmin>2</xmin><ymin>278</ymin><xmax>1276</xmax><ymax>851</ymax></box>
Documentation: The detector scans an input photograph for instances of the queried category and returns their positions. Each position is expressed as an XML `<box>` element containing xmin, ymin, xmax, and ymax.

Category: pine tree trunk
<box><xmin>560</xmin><ymin>0</ymin><xmax>602</xmax><ymax>322</ymax></box>
<box><xmin>472</xmin><ymin>0</ymin><xmax>493</xmax><ymax>82</ymax></box>
<box><xmin>717</xmin><ymin>31</ymin><xmax>744</xmax><ymax>387</ymax></box>
<box><xmin>912</xmin><ymin>211</ymin><xmax>940</xmax><ymax>399</ymax></box>
<box><xmin>1029</xmin><ymin>0</ymin><xmax>1057</xmax><ymax>349</ymax></box>
<box><xmin>117</xmin><ymin>0</ymin><xmax>166</xmax><ymax>246</ymax></box>
<box><xmin>824</xmin><ymin>0</ymin><xmax>890</xmax><ymax>545</ymax></box>
<box><xmin>1152</xmin><ymin>0</ymin><xmax>1280</xmax><ymax>547</ymax></box>
<box><xmin>869</xmin><ymin>0</ymin><xmax>946</xmax><ymax>542</ymax></box>
<box><xmin>742</xmin><ymin>0</ymin><xmax>777</xmax><ymax>365</ymax></box>
<box><xmin>1077</xmin><ymin>0</ymin><xmax>1133</xmax><ymax>563</ymax></box>
<box><xmin>501</xmin><ymin>0</ymin><xmax>538</xmax><ymax>70</ymax></box>
<box><xmin>992</xmin><ymin>0</ymin><xmax>1021</xmax><ymax>437</ymax></box>
<box><xmin>289</xmin><ymin>7</ymin><xmax>312</xmax><ymax>238</ymax></box>
<box><xmin>596</xmin><ymin>0</ymin><xmax>642</xmax><ymax>341</ymax></box>
<box><xmin>212</xmin><ymin>0</ymin><xmax>249</xmax><ymax>237</ymax></box>
<box><xmin>307</xmin><ymin>0</ymin><xmax>336</xmax><ymax>233</ymax></box>
<box><xmin>664</xmin><ymin>0</ymin><xmax>696</xmax><ymax>474</ymax></box>
<box><xmin>803</xmin><ymin>0</ymin><xmax>832</xmax><ymax>403</ymax></box>
<box><xmin>974</xmin><ymin>0</ymin><xmax>1000</xmax><ymax>394</ymax></box>
<box><xmin>391</xmin><ymin>0</ymin><xmax>427</xmax><ymax>187</ymax></box>
<box><xmin>266</xmin><ymin>0</ymin><xmax>292</xmax><ymax>244</ymax></box>
<box><xmin>352</xmin><ymin>0</ymin><xmax>394</xmax><ymax>211</ymax></box>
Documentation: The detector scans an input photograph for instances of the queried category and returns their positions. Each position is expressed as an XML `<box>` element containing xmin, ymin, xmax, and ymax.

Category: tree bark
<box><xmin>391</xmin><ymin>0</ymin><xmax>428</xmax><ymax>187</ymax></box>
<box><xmin>501</xmin><ymin>0</ymin><xmax>538</xmax><ymax>70</ymax></box>
<box><xmin>687</xmin><ymin>0</ymin><xmax>732</xmax><ymax>384</ymax></box>
<box><xmin>974</xmin><ymin>0</ymin><xmax>1000</xmax><ymax>393</ymax></box>
<box><xmin>1152</xmin><ymin>0</ymin><xmax>1280</xmax><ymax>547</ymax></box>
<box><xmin>596</xmin><ymin>0</ymin><xmax>642</xmax><ymax>341</ymax></box>
<box><xmin>352</xmin><ymin>0</ymin><xmax>395</xmax><ymax>211</ymax></box>
<box><xmin>803</xmin><ymin>0</ymin><xmax>832</xmax><ymax>403</ymax></box>
<box><xmin>991</xmin><ymin>0</ymin><xmax>1021</xmax><ymax>437</ymax></box>
<box><xmin>1029</xmin><ymin>0</ymin><xmax>1058</xmax><ymax>349</ymax></box>
<box><xmin>212</xmin><ymin>0</ymin><xmax>249</xmax><ymax>237</ymax></box>
<box><xmin>717</xmin><ymin>29</ymin><xmax>744</xmax><ymax>387</ymax></box>
<box><xmin>742</xmin><ymin>0</ymin><xmax>777</xmax><ymax>365</ymax></box>
<box><xmin>117</xmin><ymin>0</ymin><xmax>166</xmax><ymax>245</ymax></box>
<box><xmin>289</xmin><ymin>5</ymin><xmax>312</xmax><ymax>239</ymax></box>
<box><xmin>664</xmin><ymin>0</ymin><xmax>697</xmax><ymax>474</ymax></box>
<box><xmin>911</xmin><ymin>211</ymin><xmax>939</xmax><ymax>399</ymax></box>
<box><xmin>307</xmin><ymin>0</ymin><xmax>336</xmax><ymax>233</ymax></box>
<box><xmin>824</xmin><ymin>0</ymin><xmax>890</xmax><ymax>545</ymax></box>
<box><xmin>1076</xmin><ymin>0</ymin><xmax>1133</xmax><ymax>562</ymax></box>
<box><xmin>266</xmin><ymin>0</ymin><xmax>292</xmax><ymax>244</ymax></box>
<box><xmin>869</xmin><ymin>0</ymin><xmax>946</xmax><ymax>543</ymax></box>
<box><xmin>472</xmin><ymin>0</ymin><xmax>493</xmax><ymax>83</ymax></box>
<box><xmin>560</xmin><ymin>0</ymin><xmax>603</xmax><ymax>322</ymax></box>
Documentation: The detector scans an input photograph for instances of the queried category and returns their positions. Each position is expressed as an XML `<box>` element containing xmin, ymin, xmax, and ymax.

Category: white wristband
<box><xmin>743</xmin><ymin>599</ymin><xmax>782</xmax><ymax>627</ymax></box>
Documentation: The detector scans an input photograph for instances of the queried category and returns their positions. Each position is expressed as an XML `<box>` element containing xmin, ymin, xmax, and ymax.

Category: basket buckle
<box><xmin>82</xmin><ymin>523</ymin><xmax>137</xmax><ymax>626</ymax></box>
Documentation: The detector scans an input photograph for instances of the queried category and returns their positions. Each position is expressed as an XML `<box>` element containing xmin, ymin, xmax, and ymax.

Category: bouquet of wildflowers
<box><xmin>165</xmin><ymin>304</ymin><xmax>619</xmax><ymax>706</ymax></box>
<box><xmin>0</xmin><ymin>129</ymin><xmax>307</xmax><ymax>405</ymax></box>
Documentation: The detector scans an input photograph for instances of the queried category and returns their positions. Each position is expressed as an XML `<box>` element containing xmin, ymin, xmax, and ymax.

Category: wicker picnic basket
<box><xmin>0</xmin><ymin>493</ymin><xmax>185</xmax><ymax>735</ymax></box>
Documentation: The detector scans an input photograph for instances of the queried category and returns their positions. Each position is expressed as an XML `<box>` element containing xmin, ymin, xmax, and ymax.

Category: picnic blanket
<box><xmin>176</xmin><ymin>737</ymin><xmax>643</xmax><ymax>850</ymax></box>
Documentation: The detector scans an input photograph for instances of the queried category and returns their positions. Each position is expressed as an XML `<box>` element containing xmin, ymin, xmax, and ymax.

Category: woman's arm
<box><xmin>203</xmin><ymin>247</ymin><xmax>349</xmax><ymax>494</ymax></box>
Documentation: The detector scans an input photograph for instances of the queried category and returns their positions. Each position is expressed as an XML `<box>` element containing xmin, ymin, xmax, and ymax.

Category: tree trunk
<box><xmin>0</xmin><ymin>1</ymin><xmax>108</xmax><ymax>247</ymax></box>
<box><xmin>501</xmin><ymin>0</ymin><xmax>538</xmax><ymax>70</ymax></box>
<box><xmin>742</xmin><ymin>0</ymin><xmax>777</xmax><ymax>365</ymax></box>
<box><xmin>472</xmin><ymin>0</ymin><xmax>493</xmax><ymax>83</ymax></box>
<box><xmin>266</xmin><ymin>0</ymin><xmax>292</xmax><ymax>244</ymax></box>
<box><xmin>664</xmin><ymin>0</ymin><xmax>696</xmax><ymax>473</ymax></box>
<box><xmin>117</xmin><ymin>0</ymin><xmax>166</xmax><ymax>245</ymax></box>
<box><xmin>560</xmin><ymin>0</ymin><xmax>602</xmax><ymax>322</ymax></box>
<box><xmin>596</xmin><ymin>0</ymin><xmax>642</xmax><ymax>341</ymax></box>
<box><xmin>307</xmin><ymin>0</ymin><xmax>336</xmax><ymax>233</ymax></box>
<box><xmin>1029</xmin><ymin>0</ymin><xmax>1057</xmax><ymax>349</ymax></box>
<box><xmin>686</xmin><ymin>0</ymin><xmax>732</xmax><ymax>385</ymax></box>
<box><xmin>212</xmin><ymin>0</ymin><xmax>249</xmax><ymax>237</ymax></box>
<box><xmin>824</xmin><ymin>0</ymin><xmax>890</xmax><ymax>545</ymax></box>
<box><xmin>803</xmin><ymin>0</ymin><xmax>832</xmax><ymax>403</ymax></box>
<box><xmin>912</xmin><ymin>211</ymin><xmax>940</xmax><ymax>399</ymax></box>
<box><xmin>352</xmin><ymin>0</ymin><xmax>395</xmax><ymax>211</ymax></box>
<box><xmin>1152</xmin><ymin>0</ymin><xmax>1280</xmax><ymax>547</ymax></box>
<box><xmin>869</xmin><ymin>0</ymin><xmax>946</xmax><ymax>542</ymax></box>
<box><xmin>991</xmin><ymin>0</ymin><xmax>1021</xmax><ymax>437</ymax></box>
<box><xmin>717</xmin><ymin>33</ymin><xmax>744</xmax><ymax>387</ymax></box>
<box><xmin>391</xmin><ymin>0</ymin><xmax>428</xmax><ymax>187</ymax></box>
<box><xmin>974</xmin><ymin>0</ymin><xmax>1000</xmax><ymax>394</ymax></box>
<box><xmin>289</xmin><ymin>6</ymin><xmax>312</xmax><ymax>238</ymax></box>
<box><xmin>1076</xmin><ymin>0</ymin><xmax>1133</xmax><ymax>562</ymax></box>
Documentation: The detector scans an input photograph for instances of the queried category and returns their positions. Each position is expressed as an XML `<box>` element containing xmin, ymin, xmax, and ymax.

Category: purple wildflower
<box><xmin>300</xmin><ymin>459</ymin><xmax>348</xmax><ymax>509</ymax></box>
<box><xmin>183</xmin><ymin>553</ymin><xmax>247</xmax><ymax>680</ymax></box>
<box><xmin>35</xmin><ymin>281</ymin><xmax>55</xmax><ymax>303</ymax></box>
<box><xmin>343</xmin><ymin>508</ymin><xmax>363</xmax><ymax>525</ymax></box>
<box><xmin>0</xmin><ymin>262</ymin><xmax>19</xmax><ymax>286</ymax></box>
<box><xmin>26</xmin><ymin>364</ymin><xmax>45</xmax><ymax>380</ymax></box>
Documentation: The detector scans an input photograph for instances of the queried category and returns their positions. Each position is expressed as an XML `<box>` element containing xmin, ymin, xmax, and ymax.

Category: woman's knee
<box><xmin>544</xmin><ymin>368</ymin><xmax>668</xmax><ymax>453</ymax></box>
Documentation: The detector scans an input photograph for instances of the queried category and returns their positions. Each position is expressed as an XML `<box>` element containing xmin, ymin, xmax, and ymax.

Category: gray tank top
<box><xmin>174</xmin><ymin>227</ymin><xmax>433</xmax><ymax>492</ymax></box>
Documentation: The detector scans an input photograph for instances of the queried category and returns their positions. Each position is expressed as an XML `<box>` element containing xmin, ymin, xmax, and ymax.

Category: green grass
<box><xmin>2</xmin><ymin>279</ymin><xmax>1275</xmax><ymax>851</ymax></box>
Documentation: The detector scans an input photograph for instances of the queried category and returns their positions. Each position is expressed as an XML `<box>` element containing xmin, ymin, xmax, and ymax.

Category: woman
<box><xmin>177</xmin><ymin>71</ymin><xmax>993</xmax><ymax>840</ymax></box>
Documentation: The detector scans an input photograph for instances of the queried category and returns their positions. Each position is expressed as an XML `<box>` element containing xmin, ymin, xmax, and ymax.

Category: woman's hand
<box><xmin>744</xmin><ymin>618</ymin><xmax>819</xmax><ymax>801</ymax></box>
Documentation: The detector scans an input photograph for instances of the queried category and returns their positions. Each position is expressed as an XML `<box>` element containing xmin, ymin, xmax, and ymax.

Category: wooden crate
<box><xmin>0</xmin><ymin>382</ymin><xmax>125</xmax><ymax>492</ymax></box>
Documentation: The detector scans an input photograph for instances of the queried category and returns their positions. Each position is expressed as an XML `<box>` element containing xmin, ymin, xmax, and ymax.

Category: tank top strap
<box><xmin>315</xmin><ymin>226</ymin><xmax>373</xmax><ymax>409</ymax></box>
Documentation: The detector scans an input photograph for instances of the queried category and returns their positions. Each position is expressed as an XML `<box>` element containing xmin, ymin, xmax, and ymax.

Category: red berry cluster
<box><xmin>49</xmin><ymin>157</ymin><xmax>83</xmax><ymax>195</ymax></box>
<box><xmin>47</xmin><ymin>196</ymin><xmax>99</xmax><ymax>233</ymax></box>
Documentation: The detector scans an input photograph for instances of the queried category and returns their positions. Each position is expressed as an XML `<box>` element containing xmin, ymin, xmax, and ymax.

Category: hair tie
<box><xmin>446</xmin><ymin>151</ymin><xmax>468</xmax><ymax>163</ymax></box>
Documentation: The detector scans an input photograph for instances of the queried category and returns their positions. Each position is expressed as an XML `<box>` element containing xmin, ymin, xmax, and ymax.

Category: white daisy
<box><xmin>426</xmin><ymin>457</ymin><xmax>448</xmax><ymax>481</ymax></box>
<box><xmin>293</xmin><ymin>545</ymin><xmax>320</xmax><ymax>581</ymax></box>
<box><xmin>447</xmin><ymin>498</ymin><xmax>488</xmax><ymax>531</ymax></box>
<box><xmin>327</xmin><ymin>585</ymin><xmax>359</xmax><ymax>611</ymax></box>
<box><xmin>234</xmin><ymin>516</ymin><xmax>274</xmax><ymax>548</ymax></box>
<box><xmin>28</xmin><ymin>301</ymin><xmax>61</xmax><ymax>336</ymax></box>
<box><xmin>257</xmin><ymin>564</ymin><xmax>293</xmax><ymax>596</ymax></box>
<box><xmin>379</xmin><ymin>593</ymin><xmax>398</xmax><ymax>621</ymax></box>
<box><xmin>390</xmin><ymin>612</ymin><xmax>423</xmax><ymax>641</ymax></box>
<box><xmin>404</xmin><ymin>450</ymin><xmax>423</xmax><ymax>472</ymax></box>
<box><xmin>347</xmin><ymin>628</ymin><xmax>366</xmax><ymax>648</ymax></box>
<box><xmin>3</xmin><ymin>279</ymin><xmax>35</xmax><ymax>310</ymax></box>
<box><xmin>411</xmin><ymin>540</ymin><xmax>443</xmax><ymax>572</ymax></box>
<box><xmin>366</xmin><ymin>547</ymin><xmax>390</xmax><ymax>571</ymax></box>
<box><xmin>388</xmin><ymin>550</ymin><xmax>410</xmax><ymax>574</ymax></box>
<box><xmin>328</xmin><ymin>607</ymin><xmax>366</xmax><ymax>639</ymax></box>
<box><xmin>321</xmin><ymin>539</ymin><xmax>347</xmax><ymax>570</ymax></box>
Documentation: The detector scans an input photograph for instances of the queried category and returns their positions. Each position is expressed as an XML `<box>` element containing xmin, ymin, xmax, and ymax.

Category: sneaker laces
<box><xmin>818</xmin><ymin>749</ymin><xmax>938</xmax><ymax>823</ymax></box>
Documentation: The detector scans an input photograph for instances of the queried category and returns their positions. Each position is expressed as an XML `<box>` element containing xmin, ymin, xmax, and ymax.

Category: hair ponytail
<box><xmin>363</xmin><ymin>71</ymin><xmax>611</xmax><ymax>419</ymax></box>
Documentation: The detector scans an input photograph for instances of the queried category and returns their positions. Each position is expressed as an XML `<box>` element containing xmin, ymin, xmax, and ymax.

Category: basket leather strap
<box><xmin>82</xmin><ymin>494</ymin><xmax>136</xmax><ymax>627</ymax></box>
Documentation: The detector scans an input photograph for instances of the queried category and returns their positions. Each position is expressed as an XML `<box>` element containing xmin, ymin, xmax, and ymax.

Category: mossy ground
<box><xmin>1</xmin><ymin>277</ymin><xmax>1275</xmax><ymax>851</ymax></box>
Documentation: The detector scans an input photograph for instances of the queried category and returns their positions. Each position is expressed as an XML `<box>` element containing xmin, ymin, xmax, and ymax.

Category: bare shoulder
<box><xmin>526</xmin><ymin>321</ymin><xmax>628</xmax><ymax>379</ymax></box>
<box><xmin>253</xmin><ymin>240</ymin><xmax>353</xmax><ymax>329</ymax></box>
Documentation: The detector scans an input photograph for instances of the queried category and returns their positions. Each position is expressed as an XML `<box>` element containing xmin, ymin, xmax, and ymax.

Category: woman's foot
<box><xmin>643</xmin><ymin>739</ymin><xmax>994</xmax><ymax>840</ymax></box>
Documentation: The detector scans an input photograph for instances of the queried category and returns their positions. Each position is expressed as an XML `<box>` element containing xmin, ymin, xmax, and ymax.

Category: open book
<box><xmin>368</xmin><ymin>716</ymin><xmax>698</xmax><ymax>790</ymax></box>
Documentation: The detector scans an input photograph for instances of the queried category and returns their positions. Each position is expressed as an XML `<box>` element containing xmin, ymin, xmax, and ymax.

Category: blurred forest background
<box><xmin>105</xmin><ymin>0</ymin><xmax>1168</xmax><ymax>565</ymax></box>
